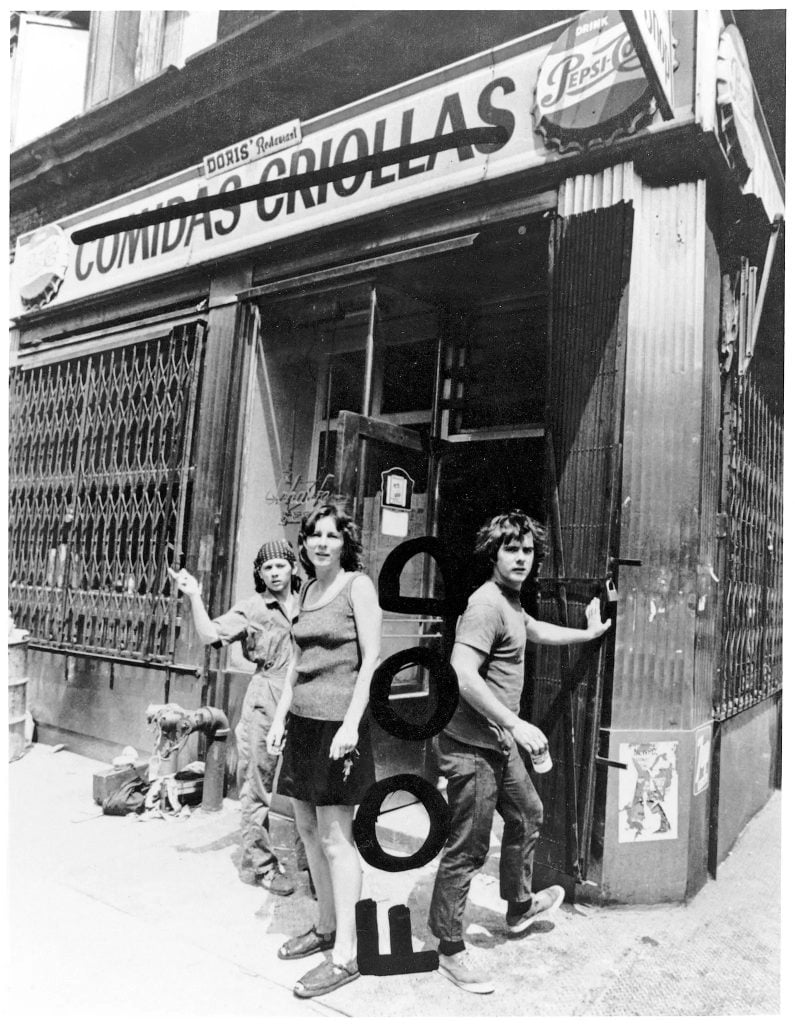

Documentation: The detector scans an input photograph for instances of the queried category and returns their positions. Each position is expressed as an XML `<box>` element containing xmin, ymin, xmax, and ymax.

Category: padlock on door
<box><xmin>601</xmin><ymin>577</ymin><xmax>618</xmax><ymax>623</ymax></box>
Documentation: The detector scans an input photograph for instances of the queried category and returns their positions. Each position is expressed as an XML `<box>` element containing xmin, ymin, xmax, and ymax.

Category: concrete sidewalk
<box><xmin>6</xmin><ymin>744</ymin><xmax>781</xmax><ymax>1017</ymax></box>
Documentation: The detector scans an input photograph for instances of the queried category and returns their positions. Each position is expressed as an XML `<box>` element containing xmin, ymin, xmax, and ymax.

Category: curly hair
<box><xmin>298</xmin><ymin>503</ymin><xmax>364</xmax><ymax>577</ymax></box>
<box><xmin>473</xmin><ymin>509</ymin><xmax>547</xmax><ymax>584</ymax></box>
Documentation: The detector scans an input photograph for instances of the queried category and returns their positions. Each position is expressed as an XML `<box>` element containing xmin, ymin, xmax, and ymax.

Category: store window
<box><xmin>84</xmin><ymin>10</ymin><xmax>219</xmax><ymax>109</ymax></box>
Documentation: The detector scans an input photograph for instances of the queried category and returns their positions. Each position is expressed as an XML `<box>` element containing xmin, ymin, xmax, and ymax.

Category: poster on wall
<box><xmin>618</xmin><ymin>741</ymin><xmax>679</xmax><ymax>842</ymax></box>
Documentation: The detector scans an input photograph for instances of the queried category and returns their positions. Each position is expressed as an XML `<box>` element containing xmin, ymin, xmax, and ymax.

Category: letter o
<box><xmin>370</xmin><ymin>647</ymin><xmax>458</xmax><ymax>742</ymax></box>
<box><xmin>353</xmin><ymin>774</ymin><xmax>451</xmax><ymax>872</ymax></box>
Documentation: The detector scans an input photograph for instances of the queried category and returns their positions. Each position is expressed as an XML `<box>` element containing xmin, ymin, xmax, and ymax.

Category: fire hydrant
<box><xmin>145</xmin><ymin>703</ymin><xmax>230</xmax><ymax>812</ymax></box>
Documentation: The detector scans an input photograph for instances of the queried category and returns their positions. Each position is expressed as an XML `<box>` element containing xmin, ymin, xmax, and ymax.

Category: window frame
<box><xmin>83</xmin><ymin>10</ymin><xmax>219</xmax><ymax>110</ymax></box>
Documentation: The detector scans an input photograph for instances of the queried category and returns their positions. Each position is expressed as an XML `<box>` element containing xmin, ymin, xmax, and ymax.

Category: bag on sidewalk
<box><xmin>102</xmin><ymin>774</ymin><xmax>148</xmax><ymax>816</ymax></box>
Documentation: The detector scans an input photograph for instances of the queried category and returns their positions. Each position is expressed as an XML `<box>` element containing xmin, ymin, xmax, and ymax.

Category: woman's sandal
<box><xmin>277</xmin><ymin>925</ymin><xmax>336</xmax><ymax>961</ymax></box>
<box><xmin>293</xmin><ymin>958</ymin><xmax>359</xmax><ymax>998</ymax></box>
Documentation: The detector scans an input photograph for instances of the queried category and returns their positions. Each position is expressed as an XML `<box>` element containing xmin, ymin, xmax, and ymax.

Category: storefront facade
<box><xmin>9</xmin><ymin>11</ymin><xmax>783</xmax><ymax>903</ymax></box>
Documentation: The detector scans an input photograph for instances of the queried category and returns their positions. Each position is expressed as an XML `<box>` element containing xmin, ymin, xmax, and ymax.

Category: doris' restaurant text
<box><xmin>74</xmin><ymin>79</ymin><xmax>516</xmax><ymax>282</ymax></box>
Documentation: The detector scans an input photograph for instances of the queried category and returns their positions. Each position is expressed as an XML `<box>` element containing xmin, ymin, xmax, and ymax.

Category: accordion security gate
<box><xmin>9</xmin><ymin>322</ymin><xmax>205</xmax><ymax>663</ymax></box>
<box><xmin>716</xmin><ymin>368</ymin><xmax>783</xmax><ymax>720</ymax></box>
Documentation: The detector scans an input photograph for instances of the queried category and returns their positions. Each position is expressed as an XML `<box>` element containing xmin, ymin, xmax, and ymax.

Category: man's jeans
<box><xmin>428</xmin><ymin>731</ymin><xmax>544</xmax><ymax>944</ymax></box>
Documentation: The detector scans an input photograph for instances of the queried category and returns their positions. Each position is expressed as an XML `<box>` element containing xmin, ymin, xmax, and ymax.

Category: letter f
<box><xmin>356</xmin><ymin>899</ymin><xmax>439</xmax><ymax>975</ymax></box>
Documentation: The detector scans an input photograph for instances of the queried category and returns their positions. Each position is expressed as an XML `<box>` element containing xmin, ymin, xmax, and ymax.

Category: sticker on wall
<box><xmin>618</xmin><ymin>741</ymin><xmax>679</xmax><ymax>842</ymax></box>
<box><xmin>693</xmin><ymin>723</ymin><xmax>712</xmax><ymax>796</ymax></box>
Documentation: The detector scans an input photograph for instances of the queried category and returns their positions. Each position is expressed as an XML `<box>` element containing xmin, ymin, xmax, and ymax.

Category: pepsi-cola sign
<box><xmin>533</xmin><ymin>10</ymin><xmax>657</xmax><ymax>154</ymax></box>
<box><xmin>15</xmin><ymin>224</ymin><xmax>70</xmax><ymax>310</ymax></box>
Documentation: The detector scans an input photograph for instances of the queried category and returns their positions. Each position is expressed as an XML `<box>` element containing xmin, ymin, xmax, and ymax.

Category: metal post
<box><xmin>362</xmin><ymin>284</ymin><xmax>377</xmax><ymax>417</ymax></box>
<box><xmin>354</xmin><ymin>284</ymin><xmax>378</xmax><ymax>521</ymax></box>
<box><xmin>750</xmin><ymin>214</ymin><xmax>783</xmax><ymax>352</ymax></box>
<box><xmin>201</xmin><ymin>725</ymin><xmax>229</xmax><ymax>812</ymax></box>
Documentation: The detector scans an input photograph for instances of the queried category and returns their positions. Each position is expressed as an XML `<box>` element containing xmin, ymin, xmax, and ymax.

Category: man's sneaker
<box><xmin>505</xmin><ymin>885</ymin><xmax>565</xmax><ymax>934</ymax></box>
<box><xmin>438</xmin><ymin>950</ymin><xmax>495</xmax><ymax>994</ymax></box>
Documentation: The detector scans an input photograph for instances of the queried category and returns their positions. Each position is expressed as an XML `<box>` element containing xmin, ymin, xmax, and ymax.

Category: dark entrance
<box><xmin>435</xmin><ymin>437</ymin><xmax>546</xmax><ymax>597</ymax></box>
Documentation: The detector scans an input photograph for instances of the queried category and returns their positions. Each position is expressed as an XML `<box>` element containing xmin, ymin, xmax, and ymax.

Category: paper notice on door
<box><xmin>380</xmin><ymin>507</ymin><xmax>409</xmax><ymax>537</ymax></box>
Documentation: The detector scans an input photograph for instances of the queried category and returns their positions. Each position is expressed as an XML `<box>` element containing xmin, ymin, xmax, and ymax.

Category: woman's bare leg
<box><xmin>316</xmin><ymin>804</ymin><xmax>361</xmax><ymax>964</ymax></box>
<box><xmin>291</xmin><ymin>798</ymin><xmax>335</xmax><ymax>934</ymax></box>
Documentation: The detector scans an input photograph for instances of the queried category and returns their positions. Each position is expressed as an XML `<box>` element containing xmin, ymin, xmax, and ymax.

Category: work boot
<box><xmin>437</xmin><ymin>949</ymin><xmax>494</xmax><ymax>994</ymax></box>
<box><xmin>505</xmin><ymin>884</ymin><xmax>565</xmax><ymax>934</ymax></box>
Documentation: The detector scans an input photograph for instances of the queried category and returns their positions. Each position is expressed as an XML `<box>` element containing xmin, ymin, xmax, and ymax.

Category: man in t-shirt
<box><xmin>169</xmin><ymin>539</ymin><xmax>305</xmax><ymax>896</ymax></box>
<box><xmin>429</xmin><ymin>510</ymin><xmax>611</xmax><ymax>994</ymax></box>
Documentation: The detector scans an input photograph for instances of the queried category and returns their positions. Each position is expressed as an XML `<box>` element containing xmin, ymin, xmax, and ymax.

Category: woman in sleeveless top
<box><xmin>267</xmin><ymin>504</ymin><xmax>382</xmax><ymax>999</ymax></box>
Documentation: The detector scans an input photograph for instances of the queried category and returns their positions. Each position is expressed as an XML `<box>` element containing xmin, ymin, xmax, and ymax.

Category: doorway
<box><xmin>244</xmin><ymin>200</ymin><xmax>634</xmax><ymax>888</ymax></box>
<box><xmin>253</xmin><ymin>215</ymin><xmax>549</xmax><ymax>577</ymax></box>
<box><xmin>249</xmin><ymin>217</ymin><xmax>549</xmax><ymax>771</ymax></box>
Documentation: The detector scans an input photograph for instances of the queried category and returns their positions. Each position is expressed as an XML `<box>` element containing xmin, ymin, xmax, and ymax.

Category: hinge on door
<box><xmin>716</xmin><ymin>512</ymin><xmax>729</xmax><ymax>540</ymax></box>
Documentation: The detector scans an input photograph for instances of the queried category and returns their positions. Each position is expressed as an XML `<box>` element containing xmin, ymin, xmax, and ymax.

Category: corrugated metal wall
<box><xmin>612</xmin><ymin>178</ymin><xmax>713</xmax><ymax>732</ymax></box>
<box><xmin>557</xmin><ymin>161</ymin><xmax>639</xmax><ymax>217</ymax></box>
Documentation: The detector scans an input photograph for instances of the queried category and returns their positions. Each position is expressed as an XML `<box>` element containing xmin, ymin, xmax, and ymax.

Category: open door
<box><xmin>333</xmin><ymin>409</ymin><xmax>444</xmax><ymax>782</ymax></box>
<box><xmin>530</xmin><ymin>201</ymin><xmax>635</xmax><ymax>889</ymax></box>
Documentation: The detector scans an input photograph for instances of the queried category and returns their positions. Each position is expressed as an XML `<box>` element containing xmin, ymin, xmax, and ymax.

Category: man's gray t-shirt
<box><xmin>444</xmin><ymin>580</ymin><xmax>527</xmax><ymax>752</ymax></box>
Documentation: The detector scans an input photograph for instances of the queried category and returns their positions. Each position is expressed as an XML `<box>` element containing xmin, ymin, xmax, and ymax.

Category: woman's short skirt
<box><xmin>277</xmin><ymin>713</ymin><xmax>376</xmax><ymax>806</ymax></box>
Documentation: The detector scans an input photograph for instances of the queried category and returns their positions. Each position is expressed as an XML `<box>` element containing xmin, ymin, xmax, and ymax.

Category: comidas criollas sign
<box><xmin>533</xmin><ymin>10</ymin><xmax>660</xmax><ymax>154</ymax></box>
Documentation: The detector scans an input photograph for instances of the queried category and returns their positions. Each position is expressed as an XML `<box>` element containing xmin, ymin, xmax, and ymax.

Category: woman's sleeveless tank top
<box><xmin>290</xmin><ymin>572</ymin><xmax>362</xmax><ymax>721</ymax></box>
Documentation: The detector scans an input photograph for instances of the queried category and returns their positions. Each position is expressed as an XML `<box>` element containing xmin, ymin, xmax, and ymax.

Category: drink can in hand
<box><xmin>530</xmin><ymin>747</ymin><xmax>553</xmax><ymax>773</ymax></box>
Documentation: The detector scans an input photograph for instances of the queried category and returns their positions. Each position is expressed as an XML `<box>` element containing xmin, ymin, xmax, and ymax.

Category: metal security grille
<box><xmin>716</xmin><ymin>368</ymin><xmax>783</xmax><ymax>719</ymax></box>
<box><xmin>9</xmin><ymin>322</ymin><xmax>205</xmax><ymax>661</ymax></box>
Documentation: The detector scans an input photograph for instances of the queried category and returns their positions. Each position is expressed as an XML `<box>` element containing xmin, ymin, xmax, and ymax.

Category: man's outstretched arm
<box><xmin>525</xmin><ymin>596</ymin><xmax>610</xmax><ymax>646</ymax></box>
